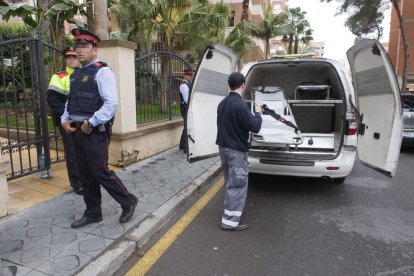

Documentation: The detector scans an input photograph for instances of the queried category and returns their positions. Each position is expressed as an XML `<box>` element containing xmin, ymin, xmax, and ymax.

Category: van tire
<box><xmin>331</xmin><ymin>177</ymin><xmax>345</xmax><ymax>184</ymax></box>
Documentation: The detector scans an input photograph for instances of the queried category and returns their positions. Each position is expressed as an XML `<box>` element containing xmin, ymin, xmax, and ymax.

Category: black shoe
<box><xmin>73</xmin><ymin>186</ymin><xmax>84</xmax><ymax>196</ymax></box>
<box><xmin>71</xmin><ymin>216</ymin><xmax>103</xmax><ymax>228</ymax></box>
<box><xmin>120</xmin><ymin>197</ymin><xmax>138</xmax><ymax>223</ymax></box>
<box><xmin>220</xmin><ymin>222</ymin><xmax>249</xmax><ymax>231</ymax></box>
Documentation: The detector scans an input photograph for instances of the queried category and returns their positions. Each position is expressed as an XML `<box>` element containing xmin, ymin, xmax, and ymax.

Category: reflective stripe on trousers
<box><xmin>219</xmin><ymin>146</ymin><xmax>248</xmax><ymax>227</ymax></box>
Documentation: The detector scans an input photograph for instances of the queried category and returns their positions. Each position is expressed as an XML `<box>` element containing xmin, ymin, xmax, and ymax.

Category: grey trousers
<box><xmin>219</xmin><ymin>146</ymin><xmax>249</xmax><ymax>227</ymax></box>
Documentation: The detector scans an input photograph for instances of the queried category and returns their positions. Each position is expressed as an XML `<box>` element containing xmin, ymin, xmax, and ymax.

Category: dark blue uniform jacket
<box><xmin>216</xmin><ymin>92</ymin><xmax>262</xmax><ymax>152</ymax></box>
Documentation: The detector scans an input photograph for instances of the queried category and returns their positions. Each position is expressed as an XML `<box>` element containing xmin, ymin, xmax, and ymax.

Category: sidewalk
<box><xmin>0</xmin><ymin>148</ymin><xmax>221</xmax><ymax>276</ymax></box>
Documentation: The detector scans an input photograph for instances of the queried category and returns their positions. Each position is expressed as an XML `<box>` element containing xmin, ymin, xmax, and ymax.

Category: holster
<box><xmin>105</xmin><ymin>116</ymin><xmax>115</xmax><ymax>136</ymax></box>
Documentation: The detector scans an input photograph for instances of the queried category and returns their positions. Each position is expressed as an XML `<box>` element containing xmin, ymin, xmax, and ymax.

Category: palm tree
<box><xmin>87</xmin><ymin>1</ymin><xmax>94</xmax><ymax>32</ymax></box>
<box><xmin>175</xmin><ymin>0</ymin><xmax>229</xmax><ymax>54</ymax></box>
<box><xmin>111</xmin><ymin>0</ymin><xmax>229</xmax><ymax>112</ymax></box>
<box><xmin>281</xmin><ymin>7</ymin><xmax>313</xmax><ymax>54</ymax></box>
<box><xmin>94</xmin><ymin>0</ymin><xmax>108</xmax><ymax>40</ymax></box>
<box><xmin>298</xmin><ymin>43</ymin><xmax>315</xmax><ymax>55</ymax></box>
<box><xmin>112</xmin><ymin>0</ymin><xmax>228</xmax><ymax>52</ymax></box>
<box><xmin>225</xmin><ymin>20</ymin><xmax>255</xmax><ymax>69</ymax></box>
<box><xmin>241</xmin><ymin>0</ymin><xmax>249</xmax><ymax>21</ymax></box>
<box><xmin>250</xmin><ymin>6</ymin><xmax>286</xmax><ymax>59</ymax></box>
<box><xmin>1</xmin><ymin>0</ymin><xmax>87</xmax><ymax>72</ymax></box>
<box><xmin>110</xmin><ymin>0</ymin><xmax>150</xmax><ymax>49</ymax></box>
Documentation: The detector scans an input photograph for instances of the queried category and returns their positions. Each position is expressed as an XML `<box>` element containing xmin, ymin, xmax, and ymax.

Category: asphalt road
<box><xmin>125</xmin><ymin>148</ymin><xmax>414</xmax><ymax>276</ymax></box>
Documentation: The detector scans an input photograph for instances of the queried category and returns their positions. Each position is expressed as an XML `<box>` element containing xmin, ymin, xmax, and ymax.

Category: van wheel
<box><xmin>331</xmin><ymin>177</ymin><xmax>345</xmax><ymax>184</ymax></box>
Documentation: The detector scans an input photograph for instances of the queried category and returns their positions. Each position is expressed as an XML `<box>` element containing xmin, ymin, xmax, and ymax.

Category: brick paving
<box><xmin>0</xmin><ymin>148</ymin><xmax>219</xmax><ymax>275</ymax></box>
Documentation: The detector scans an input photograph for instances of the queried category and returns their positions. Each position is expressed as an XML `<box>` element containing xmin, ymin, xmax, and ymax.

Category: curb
<box><xmin>76</xmin><ymin>160</ymin><xmax>222</xmax><ymax>276</ymax></box>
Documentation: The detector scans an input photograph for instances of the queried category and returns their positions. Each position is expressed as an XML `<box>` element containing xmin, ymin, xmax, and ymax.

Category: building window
<box><xmin>229</xmin><ymin>10</ymin><xmax>235</xmax><ymax>27</ymax></box>
<box><xmin>273</xmin><ymin>4</ymin><xmax>282</xmax><ymax>14</ymax></box>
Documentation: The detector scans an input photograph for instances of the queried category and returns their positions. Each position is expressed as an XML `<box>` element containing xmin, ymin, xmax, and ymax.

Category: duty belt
<box><xmin>70</xmin><ymin>121</ymin><xmax>109</xmax><ymax>133</ymax></box>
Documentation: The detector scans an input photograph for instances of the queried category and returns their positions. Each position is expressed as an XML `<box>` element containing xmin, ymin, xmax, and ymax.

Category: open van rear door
<box><xmin>187</xmin><ymin>45</ymin><xmax>237</xmax><ymax>162</ymax></box>
<box><xmin>347</xmin><ymin>39</ymin><xmax>403</xmax><ymax>177</ymax></box>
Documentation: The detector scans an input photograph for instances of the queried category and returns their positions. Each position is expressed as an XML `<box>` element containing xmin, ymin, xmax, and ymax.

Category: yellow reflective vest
<box><xmin>47</xmin><ymin>66</ymin><xmax>74</xmax><ymax>96</ymax></box>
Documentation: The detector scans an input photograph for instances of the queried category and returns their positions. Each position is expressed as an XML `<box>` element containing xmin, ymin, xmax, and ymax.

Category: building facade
<box><xmin>388</xmin><ymin>0</ymin><xmax>414</xmax><ymax>92</ymax></box>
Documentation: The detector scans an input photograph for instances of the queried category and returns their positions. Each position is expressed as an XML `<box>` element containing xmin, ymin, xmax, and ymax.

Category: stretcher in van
<box><xmin>251</xmin><ymin>85</ymin><xmax>343</xmax><ymax>152</ymax></box>
<box><xmin>250</xmin><ymin>86</ymin><xmax>302</xmax><ymax>147</ymax></box>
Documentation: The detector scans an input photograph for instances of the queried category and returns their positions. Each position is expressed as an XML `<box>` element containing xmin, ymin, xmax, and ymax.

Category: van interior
<box><xmin>245</xmin><ymin>60</ymin><xmax>347</xmax><ymax>158</ymax></box>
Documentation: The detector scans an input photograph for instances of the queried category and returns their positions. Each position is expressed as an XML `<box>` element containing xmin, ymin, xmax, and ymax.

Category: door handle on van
<box><xmin>188</xmin><ymin>134</ymin><xmax>195</xmax><ymax>143</ymax></box>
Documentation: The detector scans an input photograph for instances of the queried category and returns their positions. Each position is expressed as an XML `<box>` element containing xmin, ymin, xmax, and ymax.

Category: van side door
<box><xmin>347</xmin><ymin>39</ymin><xmax>403</xmax><ymax>177</ymax></box>
<box><xmin>187</xmin><ymin>45</ymin><xmax>238</xmax><ymax>162</ymax></box>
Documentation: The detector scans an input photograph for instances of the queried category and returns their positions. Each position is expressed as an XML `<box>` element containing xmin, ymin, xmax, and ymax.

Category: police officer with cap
<box><xmin>61</xmin><ymin>28</ymin><xmax>138</xmax><ymax>228</ymax></box>
<box><xmin>47</xmin><ymin>47</ymin><xmax>83</xmax><ymax>195</ymax></box>
<box><xmin>179</xmin><ymin>68</ymin><xmax>194</xmax><ymax>153</ymax></box>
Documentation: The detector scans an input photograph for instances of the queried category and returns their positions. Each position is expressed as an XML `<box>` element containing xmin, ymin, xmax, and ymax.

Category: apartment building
<box><xmin>388</xmin><ymin>0</ymin><xmax>414</xmax><ymax>92</ymax></box>
<box><xmin>219</xmin><ymin>0</ymin><xmax>274</xmax><ymax>62</ymax></box>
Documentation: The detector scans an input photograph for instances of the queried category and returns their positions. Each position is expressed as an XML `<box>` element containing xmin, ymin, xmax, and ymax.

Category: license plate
<box><xmin>403</xmin><ymin>131</ymin><xmax>414</xmax><ymax>138</ymax></box>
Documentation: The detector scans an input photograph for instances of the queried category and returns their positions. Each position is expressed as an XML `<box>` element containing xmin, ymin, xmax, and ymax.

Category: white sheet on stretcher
<box><xmin>253</xmin><ymin>88</ymin><xmax>302</xmax><ymax>145</ymax></box>
<box><xmin>257</xmin><ymin>117</ymin><xmax>301</xmax><ymax>144</ymax></box>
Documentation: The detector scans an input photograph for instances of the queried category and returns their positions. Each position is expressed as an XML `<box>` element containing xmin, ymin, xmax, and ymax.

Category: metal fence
<box><xmin>0</xmin><ymin>32</ymin><xmax>67</xmax><ymax>180</ymax></box>
<box><xmin>1</xmin><ymin>34</ymin><xmax>194</xmax><ymax>179</ymax></box>
<box><xmin>135</xmin><ymin>49</ymin><xmax>193</xmax><ymax>124</ymax></box>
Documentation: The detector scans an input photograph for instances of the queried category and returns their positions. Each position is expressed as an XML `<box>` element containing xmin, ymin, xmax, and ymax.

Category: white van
<box><xmin>186</xmin><ymin>39</ymin><xmax>403</xmax><ymax>182</ymax></box>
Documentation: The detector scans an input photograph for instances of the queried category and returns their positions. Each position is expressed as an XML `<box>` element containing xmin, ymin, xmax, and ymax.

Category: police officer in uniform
<box><xmin>216</xmin><ymin>72</ymin><xmax>262</xmax><ymax>231</ymax></box>
<box><xmin>47</xmin><ymin>47</ymin><xmax>83</xmax><ymax>195</ymax></box>
<box><xmin>61</xmin><ymin>29</ymin><xmax>138</xmax><ymax>228</ymax></box>
<box><xmin>179</xmin><ymin>69</ymin><xmax>194</xmax><ymax>153</ymax></box>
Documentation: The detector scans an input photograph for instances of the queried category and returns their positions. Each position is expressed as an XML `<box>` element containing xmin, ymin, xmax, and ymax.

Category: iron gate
<box><xmin>0</xmin><ymin>33</ymin><xmax>65</xmax><ymax>180</ymax></box>
<box><xmin>1</xmin><ymin>41</ymin><xmax>195</xmax><ymax>179</ymax></box>
<box><xmin>135</xmin><ymin>49</ymin><xmax>193</xmax><ymax>123</ymax></box>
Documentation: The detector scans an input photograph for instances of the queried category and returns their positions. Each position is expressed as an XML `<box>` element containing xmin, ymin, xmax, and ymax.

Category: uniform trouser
<box><xmin>179</xmin><ymin>103</ymin><xmax>188</xmax><ymax>151</ymax></box>
<box><xmin>219</xmin><ymin>146</ymin><xmax>249</xmax><ymax>227</ymax></box>
<box><xmin>72</xmin><ymin>128</ymin><xmax>136</xmax><ymax>218</ymax></box>
<box><xmin>58</xmin><ymin>125</ymin><xmax>81</xmax><ymax>190</ymax></box>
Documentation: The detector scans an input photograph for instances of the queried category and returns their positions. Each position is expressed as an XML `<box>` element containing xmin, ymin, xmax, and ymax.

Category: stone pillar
<box><xmin>0</xmin><ymin>154</ymin><xmax>9</xmax><ymax>217</ymax></box>
<box><xmin>98</xmin><ymin>40</ymin><xmax>137</xmax><ymax>134</ymax></box>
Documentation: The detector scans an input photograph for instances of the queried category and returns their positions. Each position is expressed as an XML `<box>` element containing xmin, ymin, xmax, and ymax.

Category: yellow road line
<box><xmin>126</xmin><ymin>177</ymin><xmax>224</xmax><ymax>276</ymax></box>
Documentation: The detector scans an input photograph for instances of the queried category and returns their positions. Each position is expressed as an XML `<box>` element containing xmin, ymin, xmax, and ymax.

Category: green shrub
<box><xmin>0</xmin><ymin>22</ymin><xmax>28</xmax><ymax>38</ymax></box>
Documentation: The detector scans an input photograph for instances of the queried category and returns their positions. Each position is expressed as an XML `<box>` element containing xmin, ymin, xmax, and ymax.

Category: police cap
<box><xmin>62</xmin><ymin>46</ymin><xmax>77</xmax><ymax>57</ymax></box>
<box><xmin>183</xmin><ymin>69</ymin><xmax>195</xmax><ymax>76</ymax></box>
<box><xmin>71</xmin><ymin>28</ymin><xmax>101</xmax><ymax>46</ymax></box>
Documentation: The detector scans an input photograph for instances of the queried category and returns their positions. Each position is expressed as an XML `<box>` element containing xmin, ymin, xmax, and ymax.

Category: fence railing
<box><xmin>0</xmin><ymin>31</ymin><xmax>68</xmax><ymax>180</ymax></box>
<box><xmin>135</xmin><ymin>49</ymin><xmax>193</xmax><ymax>124</ymax></box>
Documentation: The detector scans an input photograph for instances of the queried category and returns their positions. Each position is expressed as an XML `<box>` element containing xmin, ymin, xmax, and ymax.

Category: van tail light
<box><xmin>346</xmin><ymin>120</ymin><xmax>358</xmax><ymax>135</ymax></box>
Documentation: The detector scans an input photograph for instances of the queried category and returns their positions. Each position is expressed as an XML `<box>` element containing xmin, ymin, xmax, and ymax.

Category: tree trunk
<box><xmin>241</xmin><ymin>0</ymin><xmax>249</xmax><ymax>21</ymax></box>
<box><xmin>265</xmin><ymin>38</ymin><xmax>270</xmax><ymax>59</ymax></box>
<box><xmin>294</xmin><ymin>35</ymin><xmax>299</xmax><ymax>54</ymax></box>
<box><xmin>392</xmin><ymin>0</ymin><xmax>409</xmax><ymax>93</ymax></box>
<box><xmin>94</xmin><ymin>0</ymin><xmax>108</xmax><ymax>40</ymax></box>
<box><xmin>87</xmin><ymin>1</ymin><xmax>94</xmax><ymax>32</ymax></box>
<box><xmin>288</xmin><ymin>34</ymin><xmax>293</xmax><ymax>54</ymax></box>
<box><xmin>36</xmin><ymin>0</ymin><xmax>50</xmax><ymax>36</ymax></box>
